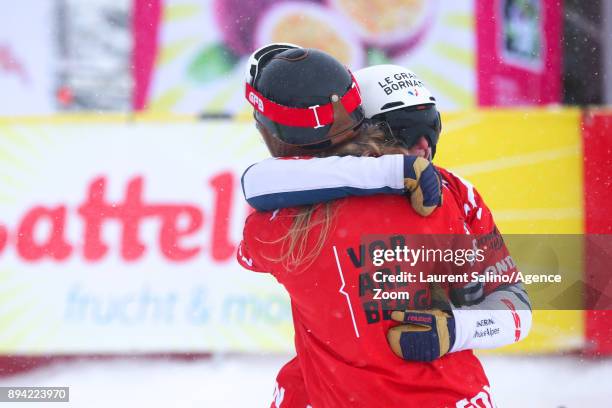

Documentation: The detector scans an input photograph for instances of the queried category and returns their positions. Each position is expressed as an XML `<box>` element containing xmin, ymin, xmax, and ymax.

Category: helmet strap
<box><xmin>326</xmin><ymin>95</ymin><xmax>362</xmax><ymax>146</ymax></box>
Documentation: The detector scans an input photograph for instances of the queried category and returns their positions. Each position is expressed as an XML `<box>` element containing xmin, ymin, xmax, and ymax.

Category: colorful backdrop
<box><xmin>0</xmin><ymin>0</ymin><xmax>563</xmax><ymax>115</ymax></box>
<box><xmin>1</xmin><ymin>107</ymin><xmax>609</xmax><ymax>355</ymax></box>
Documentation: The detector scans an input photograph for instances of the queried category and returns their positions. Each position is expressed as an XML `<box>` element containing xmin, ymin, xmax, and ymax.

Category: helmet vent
<box><xmin>274</xmin><ymin>48</ymin><xmax>308</xmax><ymax>62</ymax></box>
<box><xmin>380</xmin><ymin>102</ymin><xmax>405</xmax><ymax>111</ymax></box>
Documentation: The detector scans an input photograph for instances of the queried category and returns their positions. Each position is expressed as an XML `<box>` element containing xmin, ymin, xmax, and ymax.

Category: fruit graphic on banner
<box><xmin>254</xmin><ymin>2</ymin><xmax>364</xmax><ymax>67</ymax></box>
<box><xmin>139</xmin><ymin>0</ymin><xmax>475</xmax><ymax>113</ymax></box>
<box><xmin>328</xmin><ymin>0</ymin><xmax>436</xmax><ymax>55</ymax></box>
<box><xmin>213</xmin><ymin>0</ymin><xmax>285</xmax><ymax>55</ymax></box>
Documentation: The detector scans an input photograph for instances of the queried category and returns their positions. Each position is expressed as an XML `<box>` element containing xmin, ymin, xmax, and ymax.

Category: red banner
<box><xmin>583</xmin><ymin>109</ymin><xmax>612</xmax><ymax>355</ymax></box>
<box><xmin>476</xmin><ymin>0</ymin><xmax>562</xmax><ymax>106</ymax></box>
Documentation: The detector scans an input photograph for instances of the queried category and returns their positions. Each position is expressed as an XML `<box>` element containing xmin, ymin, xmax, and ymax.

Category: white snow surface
<box><xmin>0</xmin><ymin>354</ymin><xmax>611</xmax><ymax>407</ymax></box>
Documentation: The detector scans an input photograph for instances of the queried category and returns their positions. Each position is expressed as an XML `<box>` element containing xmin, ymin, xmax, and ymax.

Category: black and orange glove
<box><xmin>387</xmin><ymin>309</ymin><xmax>456</xmax><ymax>362</ymax></box>
<box><xmin>403</xmin><ymin>156</ymin><xmax>443</xmax><ymax>217</ymax></box>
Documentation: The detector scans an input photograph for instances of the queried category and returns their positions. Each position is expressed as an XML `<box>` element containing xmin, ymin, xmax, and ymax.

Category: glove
<box><xmin>387</xmin><ymin>309</ymin><xmax>456</xmax><ymax>362</ymax></box>
<box><xmin>403</xmin><ymin>156</ymin><xmax>442</xmax><ymax>217</ymax></box>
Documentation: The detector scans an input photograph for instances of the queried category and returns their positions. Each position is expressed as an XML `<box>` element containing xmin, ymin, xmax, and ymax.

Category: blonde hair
<box><xmin>260</xmin><ymin>124</ymin><xmax>406</xmax><ymax>272</ymax></box>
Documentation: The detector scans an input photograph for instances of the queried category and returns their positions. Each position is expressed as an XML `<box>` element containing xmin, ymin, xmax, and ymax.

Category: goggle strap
<box><xmin>245</xmin><ymin>76</ymin><xmax>362</xmax><ymax>128</ymax></box>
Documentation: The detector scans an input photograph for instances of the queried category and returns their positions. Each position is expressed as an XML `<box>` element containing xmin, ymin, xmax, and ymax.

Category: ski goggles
<box><xmin>375</xmin><ymin>104</ymin><xmax>441</xmax><ymax>150</ymax></box>
<box><xmin>244</xmin><ymin>43</ymin><xmax>362</xmax><ymax>129</ymax></box>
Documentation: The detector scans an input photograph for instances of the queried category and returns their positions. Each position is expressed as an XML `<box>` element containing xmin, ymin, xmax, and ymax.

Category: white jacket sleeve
<box><xmin>450</xmin><ymin>284</ymin><xmax>532</xmax><ymax>352</ymax></box>
<box><xmin>241</xmin><ymin>155</ymin><xmax>406</xmax><ymax>211</ymax></box>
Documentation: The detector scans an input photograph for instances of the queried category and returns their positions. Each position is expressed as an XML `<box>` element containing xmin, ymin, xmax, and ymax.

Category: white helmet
<box><xmin>353</xmin><ymin>64</ymin><xmax>436</xmax><ymax>118</ymax></box>
<box><xmin>354</xmin><ymin>64</ymin><xmax>441</xmax><ymax>158</ymax></box>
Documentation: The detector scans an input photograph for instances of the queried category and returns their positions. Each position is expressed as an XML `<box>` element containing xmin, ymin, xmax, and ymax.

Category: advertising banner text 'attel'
<box><xmin>0</xmin><ymin>110</ymin><xmax>583</xmax><ymax>354</ymax></box>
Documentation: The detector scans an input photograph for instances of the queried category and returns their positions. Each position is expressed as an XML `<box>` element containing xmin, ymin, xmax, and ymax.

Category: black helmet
<box><xmin>245</xmin><ymin>44</ymin><xmax>364</xmax><ymax>157</ymax></box>
<box><xmin>374</xmin><ymin>105</ymin><xmax>441</xmax><ymax>158</ymax></box>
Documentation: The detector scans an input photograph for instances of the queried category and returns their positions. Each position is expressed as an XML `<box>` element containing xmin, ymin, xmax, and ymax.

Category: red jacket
<box><xmin>238</xmin><ymin>194</ymin><xmax>492</xmax><ymax>408</ymax></box>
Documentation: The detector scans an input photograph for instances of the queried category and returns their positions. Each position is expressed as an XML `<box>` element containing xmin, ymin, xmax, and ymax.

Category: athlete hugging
<box><xmin>237</xmin><ymin>43</ymin><xmax>532</xmax><ymax>408</ymax></box>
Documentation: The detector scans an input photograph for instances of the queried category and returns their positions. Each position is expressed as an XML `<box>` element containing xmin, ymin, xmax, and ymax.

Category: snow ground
<box><xmin>0</xmin><ymin>354</ymin><xmax>610</xmax><ymax>407</ymax></box>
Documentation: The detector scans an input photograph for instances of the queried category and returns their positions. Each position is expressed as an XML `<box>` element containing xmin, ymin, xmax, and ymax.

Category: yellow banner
<box><xmin>438</xmin><ymin>109</ymin><xmax>584</xmax><ymax>353</ymax></box>
<box><xmin>0</xmin><ymin>109</ymin><xmax>585</xmax><ymax>354</ymax></box>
